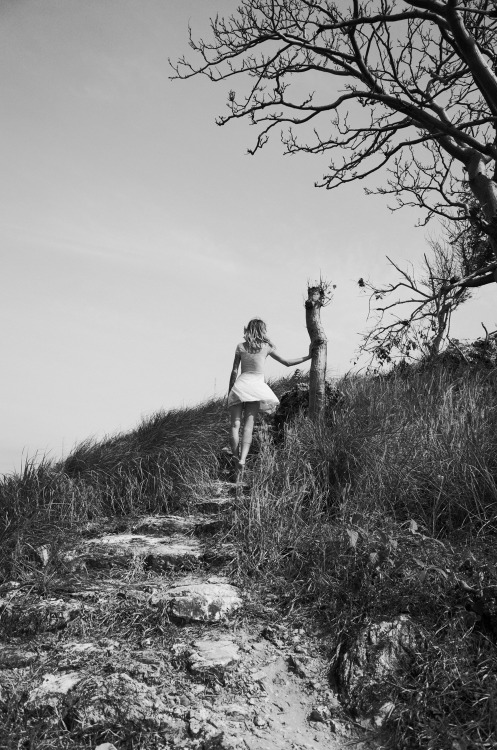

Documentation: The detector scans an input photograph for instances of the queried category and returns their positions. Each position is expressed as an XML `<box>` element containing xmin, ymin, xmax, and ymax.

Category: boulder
<box><xmin>272</xmin><ymin>379</ymin><xmax>343</xmax><ymax>439</ymax></box>
<box><xmin>334</xmin><ymin>615</ymin><xmax>422</xmax><ymax>715</ymax></box>
<box><xmin>161</xmin><ymin>578</ymin><xmax>242</xmax><ymax>622</ymax></box>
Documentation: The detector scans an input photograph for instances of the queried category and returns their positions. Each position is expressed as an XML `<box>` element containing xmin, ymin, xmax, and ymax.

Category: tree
<box><xmin>305</xmin><ymin>280</ymin><xmax>333</xmax><ymax>417</ymax></box>
<box><xmin>172</xmin><ymin>0</ymin><xmax>497</xmax><ymax>291</ymax></box>
<box><xmin>359</xmin><ymin>238</ymin><xmax>470</xmax><ymax>365</ymax></box>
<box><xmin>360</xmin><ymin>206</ymin><xmax>492</xmax><ymax>365</ymax></box>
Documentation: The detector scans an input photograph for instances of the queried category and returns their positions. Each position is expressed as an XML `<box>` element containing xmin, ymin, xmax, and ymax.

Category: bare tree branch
<box><xmin>173</xmin><ymin>0</ymin><xmax>497</xmax><ymax>293</ymax></box>
<box><xmin>359</xmin><ymin>203</ymin><xmax>494</xmax><ymax>367</ymax></box>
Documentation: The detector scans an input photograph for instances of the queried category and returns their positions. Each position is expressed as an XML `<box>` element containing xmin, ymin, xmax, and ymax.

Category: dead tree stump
<box><xmin>305</xmin><ymin>285</ymin><xmax>328</xmax><ymax>420</ymax></box>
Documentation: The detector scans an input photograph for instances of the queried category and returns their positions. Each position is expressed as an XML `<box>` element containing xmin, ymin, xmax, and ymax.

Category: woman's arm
<box><xmin>269</xmin><ymin>343</ymin><xmax>313</xmax><ymax>368</ymax></box>
<box><xmin>228</xmin><ymin>350</ymin><xmax>241</xmax><ymax>392</ymax></box>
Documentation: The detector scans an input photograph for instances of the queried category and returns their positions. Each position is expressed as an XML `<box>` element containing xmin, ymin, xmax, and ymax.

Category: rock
<box><xmin>334</xmin><ymin>615</ymin><xmax>423</xmax><ymax>714</ymax></box>
<box><xmin>71</xmin><ymin>673</ymin><xmax>179</xmax><ymax>734</ymax></box>
<box><xmin>189</xmin><ymin>718</ymin><xmax>205</xmax><ymax>737</ymax></box>
<box><xmin>188</xmin><ymin>638</ymin><xmax>240</xmax><ymax>675</ymax></box>
<box><xmin>163</xmin><ymin>579</ymin><xmax>242</xmax><ymax>622</ymax></box>
<box><xmin>204</xmin><ymin>732</ymin><xmax>238</xmax><ymax>750</ymax></box>
<box><xmin>222</xmin><ymin>703</ymin><xmax>251</xmax><ymax>721</ymax></box>
<box><xmin>374</xmin><ymin>700</ymin><xmax>395</xmax><ymax>727</ymax></box>
<box><xmin>25</xmin><ymin>672</ymin><xmax>82</xmax><ymax>715</ymax></box>
<box><xmin>325</xmin><ymin>691</ymin><xmax>340</xmax><ymax>709</ymax></box>
<box><xmin>130</xmin><ymin>649</ymin><xmax>163</xmax><ymax>666</ymax></box>
<box><xmin>261</xmin><ymin>626</ymin><xmax>285</xmax><ymax>648</ymax></box>
<box><xmin>68</xmin><ymin>533</ymin><xmax>203</xmax><ymax>570</ymax></box>
<box><xmin>189</xmin><ymin>706</ymin><xmax>210</xmax><ymax>723</ymax></box>
<box><xmin>0</xmin><ymin>644</ymin><xmax>38</xmax><ymax>669</ymax></box>
<box><xmin>272</xmin><ymin>379</ymin><xmax>343</xmax><ymax>440</ymax></box>
<box><xmin>250</xmin><ymin>641</ymin><xmax>266</xmax><ymax>652</ymax></box>
<box><xmin>172</xmin><ymin>705</ymin><xmax>187</xmax><ymax>718</ymax></box>
<box><xmin>57</xmin><ymin>641</ymin><xmax>100</xmax><ymax>668</ymax></box>
<box><xmin>35</xmin><ymin>545</ymin><xmax>50</xmax><ymax>567</ymax></box>
<box><xmin>132</xmin><ymin>515</ymin><xmax>196</xmax><ymax>534</ymax></box>
<box><xmin>133</xmin><ymin>514</ymin><xmax>222</xmax><ymax>536</ymax></box>
<box><xmin>95</xmin><ymin>745</ymin><xmax>118</xmax><ymax>750</ymax></box>
<box><xmin>288</xmin><ymin>654</ymin><xmax>312</xmax><ymax>679</ymax></box>
<box><xmin>0</xmin><ymin>597</ymin><xmax>84</xmax><ymax>636</ymax></box>
<box><xmin>62</xmin><ymin>641</ymin><xmax>97</xmax><ymax>653</ymax></box>
<box><xmin>308</xmin><ymin>706</ymin><xmax>330</xmax><ymax>723</ymax></box>
<box><xmin>329</xmin><ymin>718</ymin><xmax>351</xmax><ymax>736</ymax></box>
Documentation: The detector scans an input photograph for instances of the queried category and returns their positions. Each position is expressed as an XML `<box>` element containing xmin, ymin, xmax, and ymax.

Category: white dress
<box><xmin>228</xmin><ymin>342</ymin><xmax>280</xmax><ymax>414</ymax></box>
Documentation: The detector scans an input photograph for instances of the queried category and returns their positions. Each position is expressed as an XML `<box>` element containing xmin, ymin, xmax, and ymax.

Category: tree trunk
<box><xmin>429</xmin><ymin>299</ymin><xmax>451</xmax><ymax>357</ymax></box>
<box><xmin>305</xmin><ymin>286</ymin><xmax>328</xmax><ymax>420</ymax></box>
<box><xmin>466</xmin><ymin>150</ymin><xmax>497</xmax><ymax>263</ymax></box>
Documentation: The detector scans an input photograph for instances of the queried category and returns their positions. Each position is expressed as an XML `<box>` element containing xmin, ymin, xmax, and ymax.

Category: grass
<box><xmin>0</xmin><ymin>398</ymin><xmax>227</xmax><ymax>581</ymax></box>
<box><xmin>1</xmin><ymin>364</ymin><xmax>497</xmax><ymax>748</ymax></box>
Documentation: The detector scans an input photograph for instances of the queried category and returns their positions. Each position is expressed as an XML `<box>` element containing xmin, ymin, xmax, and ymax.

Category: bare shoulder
<box><xmin>268</xmin><ymin>345</ymin><xmax>283</xmax><ymax>361</ymax></box>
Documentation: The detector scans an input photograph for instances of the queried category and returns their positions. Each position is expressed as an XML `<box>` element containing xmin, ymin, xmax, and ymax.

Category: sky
<box><xmin>1</xmin><ymin>0</ymin><xmax>496</xmax><ymax>475</ymax></box>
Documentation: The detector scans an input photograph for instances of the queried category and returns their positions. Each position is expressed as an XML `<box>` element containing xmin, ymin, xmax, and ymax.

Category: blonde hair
<box><xmin>243</xmin><ymin>318</ymin><xmax>273</xmax><ymax>353</ymax></box>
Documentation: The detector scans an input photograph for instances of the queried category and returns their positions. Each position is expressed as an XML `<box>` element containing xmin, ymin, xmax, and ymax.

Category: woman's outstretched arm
<box><xmin>269</xmin><ymin>343</ymin><xmax>313</xmax><ymax>368</ymax></box>
<box><xmin>228</xmin><ymin>350</ymin><xmax>241</xmax><ymax>392</ymax></box>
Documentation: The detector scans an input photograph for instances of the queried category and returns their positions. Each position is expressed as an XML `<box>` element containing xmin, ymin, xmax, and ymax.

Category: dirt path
<box><xmin>0</xmin><ymin>479</ymin><xmax>362</xmax><ymax>749</ymax></box>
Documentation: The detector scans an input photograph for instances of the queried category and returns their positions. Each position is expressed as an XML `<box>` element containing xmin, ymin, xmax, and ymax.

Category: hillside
<box><xmin>1</xmin><ymin>362</ymin><xmax>497</xmax><ymax>749</ymax></box>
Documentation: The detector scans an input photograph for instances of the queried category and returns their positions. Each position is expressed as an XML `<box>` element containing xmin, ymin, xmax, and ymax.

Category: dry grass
<box><xmin>228</xmin><ymin>365</ymin><xmax>497</xmax><ymax>749</ymax></box>
<box><xmin>1</xmin><ymin>365</ymin><xmax>497</xmax><ymax>748</ymax></box>
<box><xmin>0</xmin><ymin>398</ymin><xmax>226</xmax><ymax>580</ymax></box>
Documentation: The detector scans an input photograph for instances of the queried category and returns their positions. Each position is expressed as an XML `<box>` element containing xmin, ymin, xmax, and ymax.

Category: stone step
<box><xmin>187</xmin><ymin>637</ymin><xmax>240</xmax><ymax>675</ymax></box>
<box><xmin>0</xmin><ymin>595</ymin><xmax>86</xmax><ymax>637</ymax></box>
<box><xmin>65</xmin><ymin>534</ymin><xmax>203</xmax><ymax>571</ymax></box>
<box><xmin>23</xmin><ymin>670</ymin><xmax>182</xmax><ymax>740</ymax></box>
<box><xmin>67</xmin><ymin>574</ymin><xmax>243</xmax><ymax>623</ymax></box>
<box><xmin>131</xmin><ymin>515</ymin><xmax>222</xmax><ymax>536</ymax></box>
<box><xmin>159</xmin><ymin>576</ymin><xmax>242</xmax><ymax>622</ymax></box>
<box><xmin>82</xmin><ymin>514</ymin><xmax>222</xmax><ymax>538</ymax></box>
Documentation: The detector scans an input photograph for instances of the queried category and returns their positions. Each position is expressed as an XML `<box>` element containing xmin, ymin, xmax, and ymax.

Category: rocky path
<box><xmin>0</xmin><ymin>479</ymin><xmax>360</xmax><ymax>750</ymax></box>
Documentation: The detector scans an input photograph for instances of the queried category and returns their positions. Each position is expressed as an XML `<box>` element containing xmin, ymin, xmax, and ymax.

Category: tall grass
<box><xmin>229</xmin><ymin>365</ymin><xmax>497</xmax><ymax>749</ymax></box>
<box><xmin>0</xmin><ymin>398</ymin><xmax>228</xmax><ymax>579</ymax></box>
<box><xmin>234</xmin><ymin>366</ymin><xmax>497</xmax><ymax>570</ymax></box>
<box><xmin>1</xmin><ymin>363</ymin><xmax>496</xmax><ymax>747</ymax></box>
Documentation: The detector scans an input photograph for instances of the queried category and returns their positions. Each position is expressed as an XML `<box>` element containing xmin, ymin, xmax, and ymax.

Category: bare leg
<box><xmin>238</xmin><ymin>401</ymin><xmax>260</xmax><ymax>467</ymax></box>
<box><xmin>229</xmin><ymin>403</ymin><xmax>243</xmax><ymax>457</ymax></box>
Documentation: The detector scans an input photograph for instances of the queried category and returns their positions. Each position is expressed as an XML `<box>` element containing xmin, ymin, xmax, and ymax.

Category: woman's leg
<box><xmin>229</xmin><ymin>403</ymin><xmax>243</xmax><ymax>457</ymax></box>
<box><xmin>238</xmin><ymin>401</ymin><xmax>260</xmax><ymax>466</ymax></box>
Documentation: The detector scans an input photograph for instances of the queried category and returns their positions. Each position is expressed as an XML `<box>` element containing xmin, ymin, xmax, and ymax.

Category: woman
<box><xmin>228</xmin><ymin>318</ymin><xmax>312</xmax><ymax>472</ymax></box>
